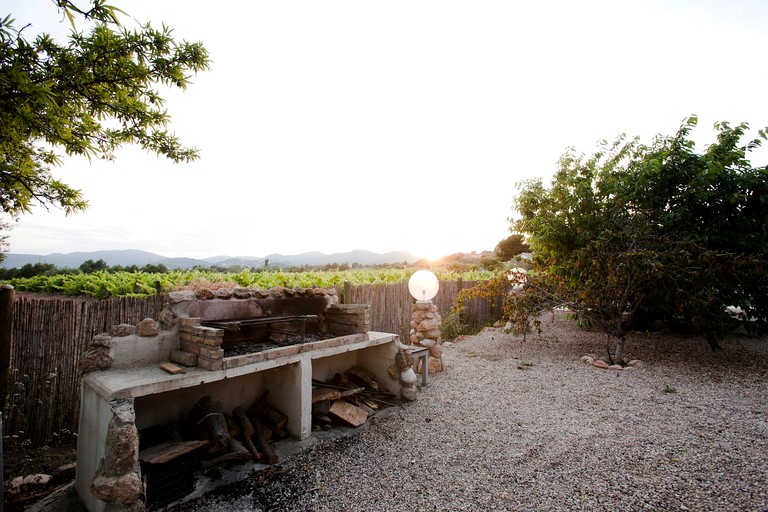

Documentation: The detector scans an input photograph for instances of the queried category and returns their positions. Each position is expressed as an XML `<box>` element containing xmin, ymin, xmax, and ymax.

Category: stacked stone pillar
<box><xmin>409</xmin><ymin>301</ymin><xmax>444</xmax><ymax>376</ymax></box>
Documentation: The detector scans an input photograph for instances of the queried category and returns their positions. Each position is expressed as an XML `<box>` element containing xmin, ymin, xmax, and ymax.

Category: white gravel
<box><xmin>167</xmin><ymin>310</ymin><xmax>768</xmax><ymax>512</ymax></box>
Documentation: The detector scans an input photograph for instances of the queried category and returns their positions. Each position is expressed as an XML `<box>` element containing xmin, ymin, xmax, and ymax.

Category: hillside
<box><xmin>0</xmin><ymin>249</ymin><xmax>420</xmax><ymax>270</ymax></box>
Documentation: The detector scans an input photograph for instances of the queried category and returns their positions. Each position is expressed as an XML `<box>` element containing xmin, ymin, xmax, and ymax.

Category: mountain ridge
<box><xmin>0</xmin><ymin>249</ymin><xmax>421</xmax><ymax>269</ymax></box>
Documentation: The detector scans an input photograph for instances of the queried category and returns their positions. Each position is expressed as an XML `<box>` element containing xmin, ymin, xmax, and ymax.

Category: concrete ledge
<box><xmin>83</xmin><ymin>332</ymin><xmax>398</xmax><ymax>401</ymax></box>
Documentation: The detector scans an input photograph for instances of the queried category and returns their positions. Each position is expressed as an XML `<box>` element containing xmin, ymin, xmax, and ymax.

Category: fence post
<box><xmin>0</xmin><ymin>284</ymin><xmax>14</xmax><ymax>416</ymax></box>
<box><xmin>0</xmin><ymin>284</ymin><xmax>13</xmax><ymax>502</ymax></box>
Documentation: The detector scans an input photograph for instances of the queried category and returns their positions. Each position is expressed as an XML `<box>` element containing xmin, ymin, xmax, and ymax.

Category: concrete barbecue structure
<box><xmin>75</xmin><ymin>286</ymin><xmax>406</xmax><ymax>512</ymax></box>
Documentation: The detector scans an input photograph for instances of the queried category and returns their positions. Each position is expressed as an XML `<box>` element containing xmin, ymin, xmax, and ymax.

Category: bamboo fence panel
<box><xmin>4</xmin><ymin>295</ymin><xmax>165</xmax><ymax>448</ymax></box>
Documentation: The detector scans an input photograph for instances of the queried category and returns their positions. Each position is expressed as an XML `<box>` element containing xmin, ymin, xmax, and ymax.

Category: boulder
<box><xmin>90</xmin><ymin>470</ymin><xmax>142</xmax><ymax>505</ymax></box>
<box><xmin>110</xmin><ymin>324</ymin><xmax>134</xmax><ymax>337</ymax></box>
<box><xmin>136</xmin><ymin>318</ymin><xmax>159</xmax><ymax>337</ymax></box>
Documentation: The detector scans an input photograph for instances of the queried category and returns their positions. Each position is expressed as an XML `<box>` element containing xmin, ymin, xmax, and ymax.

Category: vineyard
<box><xmin>6</xmin><ymin>268</ymin><xmax>497</xmax><ymax>298</ymax></box>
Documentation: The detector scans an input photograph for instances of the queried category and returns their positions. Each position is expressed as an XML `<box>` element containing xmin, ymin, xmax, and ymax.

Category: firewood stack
<box><xmin>190</xmin><ymin>394</ymin><xmax>289</xmax><ymax>468</ymax></box>
<box><xmin>311</xmin><ymin>365</ymin><xmax>398</xmax><ymax>429</ymax></box>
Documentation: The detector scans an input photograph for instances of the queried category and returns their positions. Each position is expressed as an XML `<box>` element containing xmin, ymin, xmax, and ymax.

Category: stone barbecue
<box><xmin>74</xmin><ymin>286</ymin><xmax>416</xmax><ymax>512</ymax></box>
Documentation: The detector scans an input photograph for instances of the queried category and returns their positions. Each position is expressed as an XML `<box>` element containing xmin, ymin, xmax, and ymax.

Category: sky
<box><xmin>4</xmin><ymin>0</ymin><xmax>768</xmax><ymax>261</ymax></box>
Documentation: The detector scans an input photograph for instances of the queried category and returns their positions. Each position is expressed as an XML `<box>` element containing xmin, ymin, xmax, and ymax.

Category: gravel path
<box><xmin>167</xmin><ymin>310</ymin><xmax>768</xmax><ymax>512</ymax></box>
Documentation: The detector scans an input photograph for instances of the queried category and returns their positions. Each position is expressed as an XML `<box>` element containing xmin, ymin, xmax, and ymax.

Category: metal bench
<box><xmin>405</xmin><ymin>345</ymin><xmax>429</xmax><ymax>387</ymax></box>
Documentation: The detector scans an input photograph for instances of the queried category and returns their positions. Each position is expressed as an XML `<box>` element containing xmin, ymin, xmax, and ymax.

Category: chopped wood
<box><xmin>190</xmin><ymin>396</ymin><xmax>229</xmax><ymax>454</ymax></box>
<box><xmin>251</xmin><ymin>416</ymin><xmax>279</xmax><ymax>464</ymax></box>
<box><xmin>159</xmin><ymin>362</ymin><xmax>185</xmax><ymax>375</ymax></box>
<box><xmin>228</xmin><ymin>437</ymin><xmax>250</xmax><ymax>457</ymax></box>
<box><xmin>246</xmin><ymin>392</ymin><xmax>289</xmax><ymax>432</ymax></box>
<box><xmin>345</xmin><ymin>366</ymin><xmax>379</xmax><ymax>392</ymax></box>
<box><xmin>233</xmin><ymin>407</ymin><xmax>255</xmax><ymax>437</ymax></box>
<box><xmin>242</xmin><ymin>435</ymin><xmax>263</xmax><ymax>461</ymax></box>
<box><xmin>351</xmin><ymin>399</ymin><xmax>376</xmax><ymax>417</ymax></box>
<box><xmin>261</xmin><ymin>405</ymin><xmax>289</xmax><ymax>431</ymax></box>
<box><xmin>270</xmin><ymin>426</ymin><xmax>288</xmax><ymax>440</ymax></box>
<box><xmin>312</xmin><ymin>400</ymin><xmax>332</xmax><ymax>417</ymax></box>
<box><xmin>229</xmin><ymin>437</ymin><xmax>261</xmax><ymax>462</ymax></box>
<box><xmin>311</xmin><ymin>379</ymin><xmax>397</xmax><ymax>399</ymax></box>
<box><xmin>329</xmin><ymin>400</ymin><xmax>368</xmax><ymax>427</ymax></box>
<box><xmin>139</xmin><ymin>440</ymin><xmax>208</xmax><ymax>465</ymax></box>
<box><xmin>224</xmin><ymin>413</ymin><xmax>241</xmax><ymax>438</ymax></box>
<box><xmin>260</xmin><ymin>422</ymin><xmax>273</xmax><ymax>441</ymax></box>
<box><xmin>313</xmin><ymin>414</ymin><xmax>334</xmax><ymax>425</ymax></box>
<box><xmin>331</xmin><ymin>373</ymin><xmax>357</xmax><ymax>388</ymax></box>
<box><xmin>312</xmin><ymin>386</ymin><xmax>364</xmax><ymax>403</ymax></box>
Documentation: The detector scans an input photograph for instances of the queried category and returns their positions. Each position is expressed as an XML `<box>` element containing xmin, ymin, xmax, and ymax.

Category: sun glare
<box><xmin>412</xmin><ymin>247</ymin><xmax>451</xmax><ymax>262</ymax></box>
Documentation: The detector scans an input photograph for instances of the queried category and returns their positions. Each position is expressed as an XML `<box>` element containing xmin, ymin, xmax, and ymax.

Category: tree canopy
<box><xmin>509</xmin><ymin>116</ymin><xmax>768</xmax><ymax>359</ymax></box>
<box><xmin>0</xmin><ymin>0</ymin><xmax>210</xmax><ymax>259</ymax></box>
<box><xmin>495</xmin><ymin>234</ymin><xmax>530</xmax><ymax>261</ymax></box>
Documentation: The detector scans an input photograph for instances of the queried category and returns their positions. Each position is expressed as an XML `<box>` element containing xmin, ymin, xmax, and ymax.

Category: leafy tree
<box><xmin>511</xmin><ymin>116</ymin><xmax>768</xmax><ymax>360</ymax></box>
<box><xmin>0</xmin><ymin>261</ymin><xmax>56</xmax><ymax>279</ymax></box>
<box><xmin>495</xmin><ymin>234</ymin><xmax>530</xmax><ymax>261</ymax></box>
<box><xmin>0</xmin><ymin>0</ymin><xmax>210</xmax><ymax>255</ymax></box>
<box><xmin>79</xmin><ymin>258</ymin><xmax>107</xmax><ymax>273</ymax></box>
<box><xmin>141</xmin><ymin>263</ymin><xmax>168</xmax><ymax>273</ymax></box>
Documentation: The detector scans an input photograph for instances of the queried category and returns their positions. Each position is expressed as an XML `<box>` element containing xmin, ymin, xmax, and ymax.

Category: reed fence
<box><xmin>2</xmin><ymin>280</ymin><xmax>501</xmax><ymax>448</ymax></box>
<box><xmin>3</xmin><ymin>295</ymin><xmax>165</xmax><ymax>448</ymax></box>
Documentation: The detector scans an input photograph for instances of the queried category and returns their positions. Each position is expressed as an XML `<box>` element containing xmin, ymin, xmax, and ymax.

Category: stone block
<box><xmin>170</xmin><ymin>349</ymin><xmax>198</xmax><ymax>367</ymax></box>
<box><xmin>197</xmin><ymin>357</ymin><xmax>223</xmax><ymax>371</ymax></box>
<box><xmin>199</xmin><ymin>345</ymin><xmax>224</xmax><ymax>360</ymax></box>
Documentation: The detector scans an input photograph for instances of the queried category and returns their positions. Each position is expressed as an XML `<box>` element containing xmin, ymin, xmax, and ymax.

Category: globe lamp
<box><xmin>408</xmin><ymin>270</ymin><xmax>439</xmax><ymax>303</ymax></box>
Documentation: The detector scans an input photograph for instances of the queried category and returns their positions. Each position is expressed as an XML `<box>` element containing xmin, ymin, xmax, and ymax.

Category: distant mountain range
<box><xmin>0</xmin><ymin>249</ymin><xmax>421</xmax><ymax>270</ymax></box>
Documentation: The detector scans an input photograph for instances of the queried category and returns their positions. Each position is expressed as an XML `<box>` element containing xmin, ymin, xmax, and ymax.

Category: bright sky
<box><xmin>5</xmin><ymin>0</ymin><xmax>768</xmax><ymax>260</ymax></box>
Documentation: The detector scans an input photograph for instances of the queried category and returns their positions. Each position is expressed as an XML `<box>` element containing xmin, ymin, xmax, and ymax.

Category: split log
<box><xmin>234</xmin><ymin>407</ymin><xmax>254</xmax><ymax>436</ymax></box>
<box><xmin>331</xmin><ymin>373</ymin><xmax>356</xmax><ymax>388</ymax></box>
<box><xmin>260</xmin><ymin>422</ymin><xmax>273</xmax><ymax>441</ymax></box>
<box><xmin>345</xmin><ymin>366</ymin><xmax>379</xmax><ymax>392</ymax></box>
<box><xmin>313</xmin><ymin>415</ymin><xmax>334</xmax><ymax>425</ymax></box>
<box><xmin>312</xmin><ymin>400</ymin><xmax>332</xmax><ymax>417</ymax></box>
<box><xmin>190</xmin><ymin>396</ymin><xmax>229</xmax><ymax>454</ymax></box>
<box><xmin>361</xmin><ymin>398</ymin><xmax>381</xmax><ymax>410</ymax></box>
<box><xmin>261</xmin><ymin>405</ymin><xmax>289</xmax><ymax>432</ymax></box>
<box><xmin>312</xmin><ymin>379</ymin><xmax>397</xmax><ymax>400</ymax></box>
<box><xmin>349</xmin><ymin>398</ymin><xmax>376</xmax><ymax>417</ymax></box>
<box><xmin>233</xmin><ymin>406</ymin><xmax>262</xmax><ymax>461</ymax></box>
<box><xmin>247</xmin><ymin>391</ymin><xmax>289</xmax><ymax>432</ymax></box>
<box><xmin>329</xmin><ymin>400</ymin><xmax>368</xmax><ymax>427</ymax></box>
<box><xmin>228</xmin><ymin>437</ymin><xmax>250</xmax><ymax>457</ymax></box>
<box><xmin>251</xmin><ymin>416</ymin><xmax>279</xmax><ymax>464</ymax></box>
<box><xmin>270</xmin><ymin>426</ymin><xmax>288</xmax><ymax>440</ymax></box>
<box><xmin>224</xmin><ymin>413</ymin><xmax>241</xmax><ymax>438</ymax></box>
<box><xmin>312</xmin><ymin>386</ymin><xmax>364</xmax><ymax>403</ymax></box>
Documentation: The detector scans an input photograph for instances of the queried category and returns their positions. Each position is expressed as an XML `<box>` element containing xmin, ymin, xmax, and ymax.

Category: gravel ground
<box><xmin>166</xmin><ymin>310</ymin><xmax>768</xmax><ymax>512</ymax></box>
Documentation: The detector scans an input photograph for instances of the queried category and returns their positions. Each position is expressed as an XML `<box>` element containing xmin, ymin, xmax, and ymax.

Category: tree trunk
<box><xmin>614</xmin><ymin>335</ymin><xmax>625</xmax><ymax>364</ymax></box>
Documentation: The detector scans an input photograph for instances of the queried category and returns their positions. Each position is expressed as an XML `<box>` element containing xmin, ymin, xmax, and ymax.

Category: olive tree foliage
<box><xmin>510</xmin><ymin>116</ymin><xmax>768</xmax><ymax>360</ymax></box>
<box><xmin>494</xmin><ymin>234</ymin><xmax>530</xmax><ymax>261</ymax></box>
<box><xmin>0</xmin><ymin>0</ymin><xmax>210</xmax><ymax>260</ymax></box>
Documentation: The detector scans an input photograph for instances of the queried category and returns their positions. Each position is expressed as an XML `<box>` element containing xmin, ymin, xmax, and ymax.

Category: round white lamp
<box><xmin>408</xmin><ymin>270</ymin><xmax>439</xmax><ymax>303</ymax></box>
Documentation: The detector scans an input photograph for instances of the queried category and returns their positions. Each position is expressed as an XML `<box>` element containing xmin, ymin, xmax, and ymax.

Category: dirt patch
<box><xmin>2</xmin><ymin>442</ymin><xmax>77</xmax><ymax>512</ymax></box>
